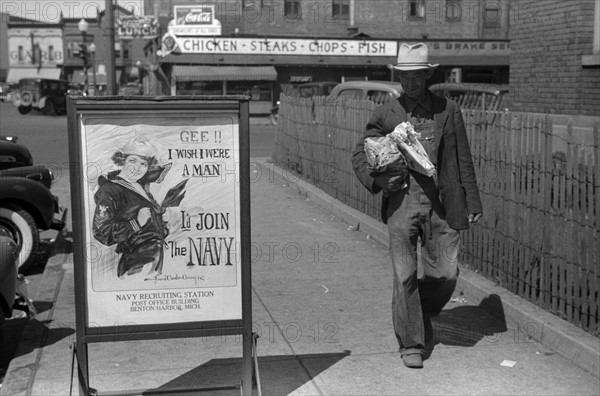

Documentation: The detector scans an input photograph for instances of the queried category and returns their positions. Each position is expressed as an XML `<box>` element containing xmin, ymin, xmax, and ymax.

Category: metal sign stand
<box><xmin>67</xmin><ymin>96</ymin><xmax>258</xmax><ymax>396</ymax></box>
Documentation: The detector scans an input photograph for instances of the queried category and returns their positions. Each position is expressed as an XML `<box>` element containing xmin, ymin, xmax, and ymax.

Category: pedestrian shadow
<box><xmin>423</xmin><ymin>294</ymin><xmax>507</xmax><ymax>360</ymax></box>
<box><xmin>149</xmin><ymin>351</ymin><xmax>351</xmax><ymax>395</ymax></box>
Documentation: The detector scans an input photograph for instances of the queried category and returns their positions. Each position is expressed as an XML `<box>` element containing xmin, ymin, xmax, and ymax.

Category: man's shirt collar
<box><xmin>402</xmin><ymin>91</ymin><xmax>433</xmax><ymax>115</ymax></box>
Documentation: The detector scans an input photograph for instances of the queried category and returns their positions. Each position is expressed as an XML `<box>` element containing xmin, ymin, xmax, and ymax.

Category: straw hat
<box><xmin>120</xmin><ymin>136</ymin><xmax>157</xmax><ymax>158</ymax></box>
<box><xmin>389</xmin><ymin>42</ymin><xmax>439</xmax><ymax>71</ymax></box>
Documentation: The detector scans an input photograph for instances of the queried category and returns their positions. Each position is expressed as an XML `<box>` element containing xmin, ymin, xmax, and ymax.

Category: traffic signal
<box><xmin>79</xmin><ymin>43</ymin><xmax>88</xmax><ymax>66</ymax></box>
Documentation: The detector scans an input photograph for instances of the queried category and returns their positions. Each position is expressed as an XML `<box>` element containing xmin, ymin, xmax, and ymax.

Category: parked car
<box><xmin>428</xmin><ymin>82</ymin><xmax>509</xmax><ymax>111</ymax></box>
<box><xmin>12</xmin><ymin>78</ymin><xmax>69</xmax><ymax>116</ymax></box>
<box><xmin>119</xmin><ymin>82</ymin><xmax>143</xmax><ymax>96</ymax></box>
<box><xmin>326</xmin><ymin>80</ymin><xmax>404</xmax><ymax>104</ymax></box>
<box><xmin>0</xmin><ymin>136</ymin><xmax>65</xmax><ymax>272</ymax></box>
<box><xmin>270</xmin><ymin>81</ymin><xmax>339</xmax><ymax>125</ymax></box>
<box><xmin>0</xmin><ymin>82</ymin><xmax>17</xmax><ymax>102</ymax></box>
<box><xmin>1</xmin><ymin>231</ymin><xmax>36</xmax><ymax>326</ymax></box>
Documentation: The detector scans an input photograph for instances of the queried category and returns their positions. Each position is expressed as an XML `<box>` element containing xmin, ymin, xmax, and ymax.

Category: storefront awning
<box><xmin>6</xmin><ymin>68</ymin><xmax>62</xmax><ymax>83</ymax></box>
<box><xmin>71</xmin><ymin>70</ymin><xmax>123</xmax><ymax>85</ymax></box>
<box><xmin>173</xmin><ymin>65</ymin><xmax>278</xmax><ymax>82</ymax></box>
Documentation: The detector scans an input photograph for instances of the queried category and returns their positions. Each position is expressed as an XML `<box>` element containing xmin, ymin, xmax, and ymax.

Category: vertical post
<box><xmin>82</xmin><ymin>31</ymin><xmax>88</xmax><ymax>95</ymax></box>
<box><xmin>76</xmin><ymin>341</ymin><xmax>90</xmax><ymax>396</ymax></box>
<box><xmin>239</xmin><ymin>99</ymin><xmax>253</xmax><ymax>395</ymax></box>
<box><xmin>106</xmin><ymin>0</ymin><xmax>117</xmax><ymax>95</ymax></box>
<box><xmin>91</xmin><ymin>51</ymin><xmax>97</xmax><ymax>95</ymax></box>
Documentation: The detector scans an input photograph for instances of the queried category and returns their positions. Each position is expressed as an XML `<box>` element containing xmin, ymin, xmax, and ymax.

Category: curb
<box><xmin>260</xmin><ymin>159</ymin><xmax>600</xmax><ymax>379</ymax></box>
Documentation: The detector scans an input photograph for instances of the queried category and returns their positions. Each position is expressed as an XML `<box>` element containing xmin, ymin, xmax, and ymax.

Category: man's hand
<box><xmin>374</xmin><ymin>171</ymin><xmax>407</xmax><ymax>193</ymax></box>
<box><xmin>468</xmin><ymin>213</ymin><xmax>482</xmax><ymax>223</ymax></box>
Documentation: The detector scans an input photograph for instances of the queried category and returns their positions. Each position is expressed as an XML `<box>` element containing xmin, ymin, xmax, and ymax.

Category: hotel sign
<box><xmin>161</xmin><ymin>36</ymin><xmax>397</xmax><ymax>57</ymax></box>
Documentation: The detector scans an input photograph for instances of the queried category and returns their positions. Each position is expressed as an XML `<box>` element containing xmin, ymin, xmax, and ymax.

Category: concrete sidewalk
<box><xmin>2</xmin><ymin>159</ymin><xmax>599</xmax><ymax>395</ymax></box>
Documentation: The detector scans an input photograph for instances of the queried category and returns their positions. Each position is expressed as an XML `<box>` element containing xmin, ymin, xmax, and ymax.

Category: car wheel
<box><xmin>269</xmin><ymin>112</ymin><xmax>279</xmax><ymax>126</ymax></box>
<box><xmin>18</xmin><ymin>106</ymin><xmax>31</xmax><ymax>115</ymax></box>
<box><xmin>0</xmin><ymin>205</ymin><xmax>39</xmax><ymax>272</ymax></box>
<box><xmin>42</xmin><ymin>100</ymin><xmax>56</xmax><ymax>116</ymax></box>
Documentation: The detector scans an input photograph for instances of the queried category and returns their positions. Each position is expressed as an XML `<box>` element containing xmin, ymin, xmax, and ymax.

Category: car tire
<box><xmin>18</xmin><ymin>106</ymin><xmax>31</xmax><ymax>115</ymax></box>
<box><xmin>42</xmin><ymin>100</ymin><xmax>56</xmax><ymax>116</ymax></box>
<box><xmin>0</xmin><ymin>205</ymin><xmax>39</xmax><ymax>272</ymax></box>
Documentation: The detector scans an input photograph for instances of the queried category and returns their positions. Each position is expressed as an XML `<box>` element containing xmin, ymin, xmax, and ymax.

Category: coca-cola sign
<box><xmin>174</xmin><ymin>5</ymin><xmax>214</xmax><ymax>25</ymax></box>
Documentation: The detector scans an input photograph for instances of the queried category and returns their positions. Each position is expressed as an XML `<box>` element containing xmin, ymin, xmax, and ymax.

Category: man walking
<box><xmin>352</xmin><ymin>43</ymin><xmax>483</xmax><ymax>368</ymax></box>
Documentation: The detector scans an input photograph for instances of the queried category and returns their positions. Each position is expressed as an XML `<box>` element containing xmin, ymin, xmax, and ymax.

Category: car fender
<box><xmin>37</xmin><ymin>96</ymin><xmax>47</xmax><ymax>109</ymax></box>
<box><xmin>12</xmin><ymin>92</ymin><xmax>21</xmax><ymax>107</ymax></box>
<box><xmin>0</xmin><ymin>177</ymin><xmax>55</xmax><ymax>229</ymax></box>
<box><xmin>0</xmin><ymin>234</ymin><xmax>18</xmax><ymax>318</ymax></box>
<box><xmin>0</xmin><ymin>165</ymin><xmax>54</xmax><ymax>189</ymax></box>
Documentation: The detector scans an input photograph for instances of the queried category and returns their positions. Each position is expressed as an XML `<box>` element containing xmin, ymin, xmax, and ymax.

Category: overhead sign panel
<box><xmin>168</xmin><ymin>5</ymin><xmax>222</xmax><ymax>37</ymax></box>
<box><xmin>116</xmin><ymin>16</ymin><xmax>159</xmax><ymax>39</ymax></box>
<box><xmin>161</xmin><ymin>36</ymin><xmax>397</xmax><ymax>57</ymax></box>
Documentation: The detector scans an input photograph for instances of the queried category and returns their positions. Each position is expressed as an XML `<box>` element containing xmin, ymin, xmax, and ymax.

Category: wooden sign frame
<box><xmin>67</xmin><ymin>96</ymin><xmax>253</xmax><ymax>395</ymax></box>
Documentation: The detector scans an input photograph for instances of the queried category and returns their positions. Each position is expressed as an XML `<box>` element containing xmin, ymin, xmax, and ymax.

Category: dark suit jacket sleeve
<box><xmin>453</xmin><ymin>106</ymin><xmax>483</xmax><ymax>214</ymax></box>
<box><xmin>351</xmin><ymin>105</ymin><xmax>387</xmax><ymax>195</ymax></box>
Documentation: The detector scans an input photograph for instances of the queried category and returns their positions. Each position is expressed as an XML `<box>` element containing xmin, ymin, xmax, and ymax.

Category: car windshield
<box><xmin>19</xmin><ymin>80</ymin><xmax>38</xmax><ymax>91</ymax></box>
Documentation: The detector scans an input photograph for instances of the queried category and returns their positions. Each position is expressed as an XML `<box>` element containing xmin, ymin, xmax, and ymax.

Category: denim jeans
<box><xmin>386</xmin><ymin>173</ymin><xmax>460</xmax><ymax>356</ymax></box>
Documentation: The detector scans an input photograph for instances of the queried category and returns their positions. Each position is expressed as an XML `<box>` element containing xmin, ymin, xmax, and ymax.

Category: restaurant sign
<box><xmin>160</xmin><ymin>36</ymin><xmax>397</xmax><ymax>57</ymax></box>
<box><xmin>117</xmin><ymin>16</ymin><xmax>159</xmax><ymax>39</ymax></box>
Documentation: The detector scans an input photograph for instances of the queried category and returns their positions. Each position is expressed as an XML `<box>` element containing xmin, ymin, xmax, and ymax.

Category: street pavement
<box><xmin>1</xmin><ymin>157</ymin><xmax>599</xmax><ymax>396</ymax></box>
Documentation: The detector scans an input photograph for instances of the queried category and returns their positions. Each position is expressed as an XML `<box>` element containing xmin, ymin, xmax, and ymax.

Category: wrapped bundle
<box><xmin>388</xmin><ymin>122</ymin><xmax>437</xmax><ymax>178</ymax></box>
<box><xmin>364</xmin><ymin>135</ymin><xmax>407</xmax><ymax>173</ymax></box>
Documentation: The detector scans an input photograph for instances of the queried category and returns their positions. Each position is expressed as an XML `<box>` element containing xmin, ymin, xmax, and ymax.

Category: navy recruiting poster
<box><xmin>77</xmin><ymin>111</ymin><xmax>242</xmax><ymax>327</ymax></box>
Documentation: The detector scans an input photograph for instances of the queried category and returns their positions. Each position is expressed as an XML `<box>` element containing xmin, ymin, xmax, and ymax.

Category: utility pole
<box><xmin>106</xmin><ymin>0</ymin><xmax>117</xmax><ymax>95</ymax></box>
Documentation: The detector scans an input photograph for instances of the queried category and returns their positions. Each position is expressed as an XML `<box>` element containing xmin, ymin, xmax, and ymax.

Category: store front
<box><xmin>160</xmin><ymin>36</ymin><xmax>399</xmax><ymax>114</ymax></box>
<box><xmin>170</xmin><ymin>65</ymin><xmax>278</xmax><ymax>114</ymax></box>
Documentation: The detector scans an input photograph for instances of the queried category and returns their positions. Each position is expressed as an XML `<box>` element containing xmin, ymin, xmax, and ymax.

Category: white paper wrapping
<box><xmin>388</xmin><ymin>122</ymin><xmax>436</xmax><ymax>178</ymax></box>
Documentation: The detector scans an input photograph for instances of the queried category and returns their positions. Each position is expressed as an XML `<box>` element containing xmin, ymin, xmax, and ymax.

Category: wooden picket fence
<box><xmin>273</xmin><ymin>95</ymin><xmax>600</xmax><ymax>335</ymax></box>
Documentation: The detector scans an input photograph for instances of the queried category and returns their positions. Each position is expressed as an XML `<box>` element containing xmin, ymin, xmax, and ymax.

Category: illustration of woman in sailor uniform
<box><xmin>92</xmin><ymin>136</ymin><xmax>187</xmax><ymax>278</ymax></box>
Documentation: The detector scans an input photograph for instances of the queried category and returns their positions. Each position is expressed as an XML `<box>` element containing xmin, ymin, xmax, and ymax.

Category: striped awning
<box><xmin>6</xmin><ymin>67</ymin><xmax>61</xmax><ymax>83</ymax></box>
<box><xmin>172</xmin><ymin>65</ymin><xmax>278</xmax><ymax>82</ymax></box>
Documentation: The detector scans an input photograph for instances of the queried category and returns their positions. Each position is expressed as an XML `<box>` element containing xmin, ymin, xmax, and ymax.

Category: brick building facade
<box><xmin>145</xmin><ymin>0</ymin><xmax>511</xmax><ymax>113</ymax></box>
<box><xmin>509</xmin><ymin>0</ymin><xmax>600</xmax><ymax>116</ymax></box>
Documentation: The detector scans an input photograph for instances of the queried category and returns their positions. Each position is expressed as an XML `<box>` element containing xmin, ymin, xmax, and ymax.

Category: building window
<box><xmin>242</xmin><ymin>0</ymin><xmax>263</xmax><ymax>8</ymax></box>
<box><xmin>48</xmin><ymin>45</ymin><xmax>54</xmax><ymax>61</ymax></box>
<box><xmin>484</xmin><ymin>5</ymin><xmax>501</xmax><ymax>28</ymax></box>
<box><xmin>409</xmin><ymin>0</ymin><xmax>425</xmax><ymax>20</ymax></box>
<box><xmin>284</xmin><ymin>0</ymin><xmax>301</xmax><ymax>19</ymax></box>
<box><xmin>176</xmin><ymin>81</ymin><xmax>223</xmax><ymax>96</ymax></box>
<box><xmin>332</xmin><ymin>0</ymin><xmax>349</xmax><ymax>19</ymax></box>
<box><xmin>446</xmin><ymin>0</ymin><xmax>462</xmax><ymax>22</ymax></box>
<box><xmin>115</xmin><ymin>41</ymin><xmax>130</xmax><ymax>60</ymax></box>
<box><xmin>227</xmin><ymin>81</ymin><xmax>273</xmax><ymax>101</ymax></box>
<box><xmin>18</xmin><ymin>45</ymin><xmax>23</xmax><ymax>62</ymax></box>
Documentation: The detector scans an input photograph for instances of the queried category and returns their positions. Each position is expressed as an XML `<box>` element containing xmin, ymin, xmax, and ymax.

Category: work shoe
<box><xmin>402</xmin><ymin>353</ymin><xmax>423</xmax><ymax>369</ymax></box>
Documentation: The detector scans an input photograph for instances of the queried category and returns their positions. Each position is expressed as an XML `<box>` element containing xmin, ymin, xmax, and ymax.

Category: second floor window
<box><xmin>332</xmin><ymin>0</ymin><xmax>349</xmax><ymax>20</ymax></box>
<box><xmin>409</xmin><ymin>0</ymin><xmax>425</xmax><ymax>20</ymax></box>
<box><xmin>284</xmin><ymin>0</ymin><xmax>301</xmax><ymax>19</ymax></box>
<box><xmin>242</xmin><ymin>0</ymin><xmax>263</xmax><ymax>8</ymax></box>
<box><xmin>484</xmin><ymin>5</ymin><xmax>501</xmax><ymax>28</ymax></box>
<box><xmin>446</xmin><ymin>0</ymin><xmax>462</xmax><ymax>22</ymax></box>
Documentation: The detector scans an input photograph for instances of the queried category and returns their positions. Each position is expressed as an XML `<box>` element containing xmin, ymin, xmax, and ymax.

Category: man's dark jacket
<box><xmin>351</xmin><ymin>93</ymin><xmax>482</xmax><ymax>231</ymax></box>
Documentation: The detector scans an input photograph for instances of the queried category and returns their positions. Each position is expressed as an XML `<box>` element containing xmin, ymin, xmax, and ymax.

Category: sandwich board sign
<box><xmin>67</xmin><ymin>96</ymin><xmax>253</xmax><ymax>395</ymax></box>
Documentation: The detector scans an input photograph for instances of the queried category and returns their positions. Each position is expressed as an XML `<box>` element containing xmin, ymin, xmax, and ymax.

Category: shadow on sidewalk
<box><xmin>424</xmin><ymin>294</ymin><xmax>507</xmax><ymax>360</ymax></box>
<box><xmin>151</xmin><ymin>351</ymin><xmax>351</xmax><ymax>395</ymax></box>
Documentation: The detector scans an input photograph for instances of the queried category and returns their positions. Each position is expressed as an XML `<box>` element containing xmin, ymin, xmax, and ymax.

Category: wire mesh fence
<box><xmin>273</xmin><ymin>94</ymin><xmax>599</xmax><ymax>335</ymax></box>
